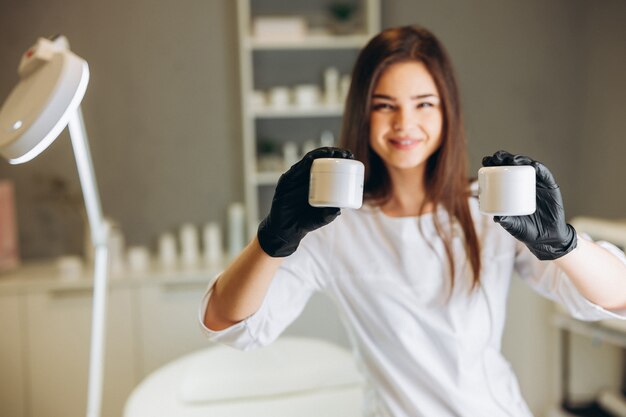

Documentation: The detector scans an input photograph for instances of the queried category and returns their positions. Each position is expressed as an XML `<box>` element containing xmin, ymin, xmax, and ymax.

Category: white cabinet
<box><xmin>0</xmin><ymin>263</ymin><xmax>218</xmax><ymax>417</ymax></box>
<box><xmin>134</xmin><ymin>280</ymin><xmax>211</xmax><ymax>376</ymax></box>
<box><xmin>0</xmin><ymin>292</ymin><xmax>26</xmax><ymax>417</ymax></box>
<box><xmin>236</xmin><ymin>0</ymin><xmax>380</xmax><ymax>234</ymax></box>
<box><xmin>24</xmin><ymin>284</ymin><xmax>137</xmax><ymax>417</ymax></box>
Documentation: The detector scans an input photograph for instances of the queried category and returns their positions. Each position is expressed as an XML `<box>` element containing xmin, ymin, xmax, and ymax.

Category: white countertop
<box><xmin>0</xmin><ymin>258</ymin><xmax>223</xmax><ymax>294</ymax></box>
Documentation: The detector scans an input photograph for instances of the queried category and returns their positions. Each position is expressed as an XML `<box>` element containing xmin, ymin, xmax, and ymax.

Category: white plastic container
<box><xmin>158</xmin><ymin>232</ymin><xmax>177</xmax><ymax>269</ymax></box>
<box><xmin>179</xmin><ymin>223</ymin><xmax>199</xmax><ymax>267</ymax></box>
<box><xmin>228</xmin><ymin>203</ymin><xmax>246</xmax><ymax>259</ymax></box>
<box><xmin>127</xmin><ymin>246</ymin><xmax>151</xmax><ymax>273</ymax></box>
<box><xmin>309</xmin><ymin>158</ymin><xmax>364</xmax><ymax>209</ymax></box>
<box><xmin>478</xmin><ymin>165</ymin><xmax>536</xmax><ymax>216</ymax></box>
<box><xmin>268</xmin><ymin>86</ymin><xmax>290</xmax><ymax>109</ymax></box>
<box><xmin>203</xmin><ymin>222</ymin><xmax>223</xmax><ymax>267</ymax></box>
<box><xmin>293</xmin><ymin>84</ymin><xmax>320</xmax><ymax>109</ymax></box>
<box><xmin>324</xmin><ymin>67</ymin><xmax>340</xmax><ymax>105</ymax></box>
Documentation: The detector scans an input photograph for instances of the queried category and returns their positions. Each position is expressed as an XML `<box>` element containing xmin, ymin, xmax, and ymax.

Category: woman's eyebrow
<box><xmin>372</xmin><ymin>93</ymin><xmax>439</xmax><ymax>100</ymax></box>
<box><xmin>412</xmin><ymin>94</ymin><xmax>439</xmax><ymax>100</ymax></box>
<box><xmin>371</xmin><ymin>94</ymin><xmax>394</xmax><ymax>101</ymax></box>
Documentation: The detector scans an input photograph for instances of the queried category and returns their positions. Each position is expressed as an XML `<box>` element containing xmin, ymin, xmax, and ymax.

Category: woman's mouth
<box><xmin>389</xmin><ymin>137</ymin><xmax>424</xmax><ymax>150</ymax></box>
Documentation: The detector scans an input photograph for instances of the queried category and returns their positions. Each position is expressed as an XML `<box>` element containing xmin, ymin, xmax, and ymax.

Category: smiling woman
<box><xmin>340</xmin><ymin>25</ymin><xmax>481</xmax><ymax>288</ymax></box>
<box><xmin>201</xmin><ymin>24</ymin><xmax>626</xmax><ymax>417</ymax></box>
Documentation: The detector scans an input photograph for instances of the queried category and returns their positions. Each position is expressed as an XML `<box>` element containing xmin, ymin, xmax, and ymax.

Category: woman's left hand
<box><xmin>481</xmin><ymin>150</ymin><xmax>577</xmax><ymax>261</ymax></box>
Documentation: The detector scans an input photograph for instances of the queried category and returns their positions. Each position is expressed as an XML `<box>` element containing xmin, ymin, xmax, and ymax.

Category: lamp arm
<box><xmin>67</xmin><ymin>107</ymin><xmax>109</xmax><ymax>417</ymax></box>
<box><xmin>67</xmin><ymin>107</ymin><xmax>106</xmax><ymax>246</ymax></box>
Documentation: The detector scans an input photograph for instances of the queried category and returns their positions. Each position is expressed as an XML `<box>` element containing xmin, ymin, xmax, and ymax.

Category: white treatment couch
<box><xmin>124</xmin><ymin>337</ymin><xmax>364</xmax><ymax>417</ymax></box>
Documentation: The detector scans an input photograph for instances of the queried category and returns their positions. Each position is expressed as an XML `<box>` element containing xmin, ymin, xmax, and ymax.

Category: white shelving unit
<box><xmin>236</xmin><ymin>0</ymin><xmax>380</xmax><ymax>236</ymax></box>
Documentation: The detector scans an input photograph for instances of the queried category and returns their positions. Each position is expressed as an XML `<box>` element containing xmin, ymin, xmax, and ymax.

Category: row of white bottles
<box><xmin>76</xmin><ymin>203</ymin><xmax>246</xmax><ymax>277</ymax></box>
<box><xmin>158</xmin><ymin>221</ymin><xmax>224</xmax><ymax>269</ymax></box>
<box><xmin>157</xmin><ymin>202</ymin><xmax>246</xmax><ymax>270</ymax></box>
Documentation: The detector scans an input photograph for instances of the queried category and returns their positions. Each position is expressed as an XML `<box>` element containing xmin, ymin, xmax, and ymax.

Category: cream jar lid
<box><xmin>311</xmin><ymin>158</ymin><xmax>364</xmax><ymax>174</ymax></box>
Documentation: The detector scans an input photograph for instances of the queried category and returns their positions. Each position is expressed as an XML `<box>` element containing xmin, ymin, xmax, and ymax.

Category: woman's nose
<box><xmin>392</xmin><ymin>109</ymin><xmax>416</xmax><ymax>132</ymax></box>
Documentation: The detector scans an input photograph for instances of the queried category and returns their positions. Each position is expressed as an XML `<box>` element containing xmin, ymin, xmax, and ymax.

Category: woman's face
<box><xmin>369</xmin><ymin>61</ymin><xmax>443</xmax><ymax>174</ymax></box>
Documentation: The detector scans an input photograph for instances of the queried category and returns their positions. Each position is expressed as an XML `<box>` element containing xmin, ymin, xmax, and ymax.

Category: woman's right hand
<box><xmin>257</xmin><ymin>147</ymin><xmax>354</xmax><ymax>257</ymax></box>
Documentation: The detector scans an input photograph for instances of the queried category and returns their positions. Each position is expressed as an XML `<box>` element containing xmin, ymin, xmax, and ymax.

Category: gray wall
<box><xmin>0</xmin><ymin>0</ymin><xmax>242</xmax><ymax>258</ymax></box>
<box><xmin>575</xmin><ymin>0</ymin><xmax>626</xmax><ymax>218</ymax></box>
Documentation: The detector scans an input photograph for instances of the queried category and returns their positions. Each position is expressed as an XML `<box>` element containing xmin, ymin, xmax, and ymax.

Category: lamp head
<box><xmin>0</xmin><ymin>35</ymin><xmax>89</xmax><ymax>164</ymax></box>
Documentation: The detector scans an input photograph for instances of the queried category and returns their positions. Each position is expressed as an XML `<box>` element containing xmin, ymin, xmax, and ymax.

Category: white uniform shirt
<box><xmin>199</xmin><ymin>199</ymin><xmax>626</xmax><ymax>417</ymax></box>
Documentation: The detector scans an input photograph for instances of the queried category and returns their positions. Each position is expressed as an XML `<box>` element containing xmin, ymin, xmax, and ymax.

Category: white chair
<box><xmin>124</xmin><ymin>337</ymin><xmax>364</xmax><ymax>417</ymax></box>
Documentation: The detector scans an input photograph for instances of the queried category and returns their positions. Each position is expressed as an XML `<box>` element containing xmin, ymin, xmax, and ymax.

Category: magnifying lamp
<box><xmin>0</xmin><ymin>35</ymin><xmax>109</xmax><ymax>417</ymax></box>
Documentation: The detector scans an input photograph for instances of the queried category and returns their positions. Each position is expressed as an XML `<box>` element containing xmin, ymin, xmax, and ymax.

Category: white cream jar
<box><xmin>309</xmin><ymin>158</ymin><xmax>364</xmax><ymax>209</ymax></box>
<box><xmin>478</xmin><ymin>165</ymin><xmax>536</xmax><ymax>216</ymax></box>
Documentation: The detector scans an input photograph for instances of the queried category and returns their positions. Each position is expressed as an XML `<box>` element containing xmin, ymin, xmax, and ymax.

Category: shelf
<box><xmin>252</xmin><ymin>104</ymin><xmax>343</xmax><ymax>118</ymax></box>
<box><xmin>553</xmin><ymin>313</ymin><xmax>626</xmax><ymax>348</ymax></box>
<box><xmin>246</xmin><ymin>34</ymin><xmax>371</xmax><ymax>50</ymax></box>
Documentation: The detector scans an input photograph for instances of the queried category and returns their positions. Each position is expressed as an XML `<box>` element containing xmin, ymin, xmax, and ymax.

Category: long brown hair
<box><xmin>339</xmin><ymin>25</ymin><xmax>481</xmax><ymax>290</ymax></box>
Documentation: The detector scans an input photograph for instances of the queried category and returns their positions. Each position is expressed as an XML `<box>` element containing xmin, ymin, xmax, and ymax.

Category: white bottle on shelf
<box><xmin>340</xmin><ymin>74</ymin><xmax>351</xmax><ymax>104</ymax></box>
<box><xmin>127</xmin><ymin>246</ymin><xmax>150</xmax><ymax>273</ymax></box>
<box><xmin>268</xmin><ymin>86</ymin><xmax>290</xmax><ymax>109</ymax></box>
<box><xmin>203</xmin><ymin>222</ymin><xmax>223</xmax><ymax>267</ymax></box>
<box><xmin>179</xmin><ymin>223</ymin><xmax>199</xmax><ymax>267</ymax></box>
<box><xmin>320</xmin><ymin>130</ymin><xmax>335</xmax><ymax>147</ymax></box>
<box><xmin>302</xmin><ymin>139</ymin><xmax>317</xmax><ymax>157</ymax></box>
<box><xmin>324</xmin><ymin>67</ymin><xmax>340</xmax><ymax>105</ymax></box>
<box><xmin>158</xmin><ymin>232</ymin><xmax>177</xmax><ymax>269</ymax></box>
<box><xmin>107</xmin><ymin>220</ymin><xmax>126</xmax><ymax>276</ymax></box>
<box><xmin>228</xmin><ymin>203</ymin><xmax>246</xmax><ymax>260</ymax></box>
<box><xmin>283</xmin><ymin>141</ymin><xmax>299</xmax><ymax>168</ymax></box>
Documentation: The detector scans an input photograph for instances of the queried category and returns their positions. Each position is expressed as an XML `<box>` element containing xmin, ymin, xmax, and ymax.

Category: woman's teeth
<box><xmin>392</xmin><ymin>138</ymin><xmax>422</xmax><ymax>144</ymax></box>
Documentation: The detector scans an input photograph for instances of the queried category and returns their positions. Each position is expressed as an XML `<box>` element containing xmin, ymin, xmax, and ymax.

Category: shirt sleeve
<box><xmin>197</xmin><ymin>228</ymin><xmax>333</xmax><ymax>350</ymax></box>
<box><xmin>514</xmin><ymin>234</ymin><xmax>626</xmax><ymax>321</ymax></box>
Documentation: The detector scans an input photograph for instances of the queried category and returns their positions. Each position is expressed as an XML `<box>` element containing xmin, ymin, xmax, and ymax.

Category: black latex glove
<box><xmin>257</xmin><ymin>147</ymin><xmax>354</xmax><ymax>257</ymax></box>
<box><xmin>481</xmin><ymin>150</ymin><xmax>577</xmax><ymax>261</ymax></box>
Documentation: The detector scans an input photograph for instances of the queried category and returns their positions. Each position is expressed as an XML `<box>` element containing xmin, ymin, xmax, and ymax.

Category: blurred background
<box><xmin>1</xmin><ymin>1</ymin><xmax>625</xmax><ymax>417</ymax></box>
<box><xmin>1</xmin><ymin>0</ymin><xmax>625</xmax><ymax>260</ymax></box>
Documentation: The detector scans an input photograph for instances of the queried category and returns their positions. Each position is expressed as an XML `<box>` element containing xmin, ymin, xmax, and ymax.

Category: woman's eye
<box><xmin>417</xmin><ymin>102</ymin><xmax>435</xmax><ymax>109</ymax></box>
<box><xmin>372</xmin><ymin>103</ymin><xmax>394</xmax><ymax>111</ymax></box>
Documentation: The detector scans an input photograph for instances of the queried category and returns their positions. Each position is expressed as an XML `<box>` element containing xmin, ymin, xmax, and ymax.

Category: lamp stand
<box><xmin>67</xmin><ymin>106</ymin><xmax>109</xmax><ymax>417</ymax></box>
